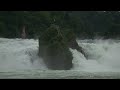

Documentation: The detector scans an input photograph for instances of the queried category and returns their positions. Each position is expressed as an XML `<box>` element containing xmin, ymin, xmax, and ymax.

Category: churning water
<box><xmin>0</xmin><ymin>38</ymin><xmax>120</xmax><ymax>79</ymax></box>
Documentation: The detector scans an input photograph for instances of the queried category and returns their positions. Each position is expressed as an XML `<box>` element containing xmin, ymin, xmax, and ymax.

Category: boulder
<box><xmin>39</xmin><ymin>24</ymin><xmax>87</xmax><ymax>70</ymax></box>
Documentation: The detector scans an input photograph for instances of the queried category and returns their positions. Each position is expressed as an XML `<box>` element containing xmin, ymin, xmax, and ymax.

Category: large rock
<box><xmin>39</xmin><ymin>24</ymin><xmax>87</xmax><ymax>70</ymax></box>
<box><xmin>42</xmin><ymin>41</ymin><xmax>73</xmax><ymax>70</ymax></box>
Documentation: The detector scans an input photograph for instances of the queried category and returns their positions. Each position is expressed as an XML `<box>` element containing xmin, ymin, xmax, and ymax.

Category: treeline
<box><xmin>0</xmin><ymin>11</ymin><xmax>120</xmax><ymax>39</ymax></box>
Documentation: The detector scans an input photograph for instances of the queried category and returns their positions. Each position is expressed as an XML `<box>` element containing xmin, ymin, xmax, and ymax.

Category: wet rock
<box><xmin>39</xmin><ymin>24</ymin><xmax>87</xmax><ymax>70</ymax></box>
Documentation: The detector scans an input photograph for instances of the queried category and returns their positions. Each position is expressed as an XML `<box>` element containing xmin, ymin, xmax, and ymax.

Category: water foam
<box><xmin>0</xmin><ymin>38</ymin><xmax>47</xmax><ymax>72</ymax></box>
<box><xmin>0</xmin><ymin>38</ymin><xmax>120</xmax><ymax>72</ymax></box>
<box><xmin>71</xmin><ymin>39</ymin><xmax>120</xmax><ymax>72</ymax></box>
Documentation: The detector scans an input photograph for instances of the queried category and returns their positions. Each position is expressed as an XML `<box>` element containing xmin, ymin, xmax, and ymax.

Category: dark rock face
<box><xmin>42</xmin><ymin>43</ymin><xmax>73</xmax><ymax>70</ymax></box>
<box><xmin>39</xmin><ymin>24</ymin><xmax>87</xmax><ymax>70</ymax></box>
<box><xmin>39</xmin><ymin>38</ymin><xmax>73</xmax><ymax>70</ymax></box>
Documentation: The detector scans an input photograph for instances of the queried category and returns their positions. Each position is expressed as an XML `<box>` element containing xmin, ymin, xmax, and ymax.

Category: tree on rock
<box><xmin>39</xmin><ymin>24</ymin><xmax>87</xmax><ymax>70</ymax></box>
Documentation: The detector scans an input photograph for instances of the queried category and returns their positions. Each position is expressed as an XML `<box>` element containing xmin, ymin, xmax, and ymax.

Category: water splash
<box><xmin>71</xmin><ymin>39</ymin><xmax>120</xmax><ymax>72</ymax></box>
<box><xmin>0</xmin><ymin>38</ymin><xmax>120</xmax><ymax>72</ymax></box>
<box><xmin>0</xmin><ymin>38</ymin><xmax>47</xmax><ymax>72</ymax></box>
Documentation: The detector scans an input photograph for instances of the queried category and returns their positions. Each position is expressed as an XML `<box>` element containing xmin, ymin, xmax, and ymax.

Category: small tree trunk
<box><xmin>21</xmin><ymin>25</ymin><xmax>26</xmax><ymax>39</ymax></box>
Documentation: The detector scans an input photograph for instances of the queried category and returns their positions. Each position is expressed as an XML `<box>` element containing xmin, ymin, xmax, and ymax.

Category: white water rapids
<box><xmin>0</xmin><ymin>38</ymin><xmax>120</xmax><ymax>78</ymax></box>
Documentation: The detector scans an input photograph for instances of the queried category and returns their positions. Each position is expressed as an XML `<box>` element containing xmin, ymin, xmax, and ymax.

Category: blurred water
<box><xmin>0</xmin><ymin>38</ymin><xmax>120</xmax><ymax>79</ymax></box>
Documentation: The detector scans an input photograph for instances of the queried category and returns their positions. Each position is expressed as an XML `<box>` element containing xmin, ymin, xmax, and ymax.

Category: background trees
<box><xmin>0</xmin><ymin>11</ymin><xmax>120</xmax><ymax>39</ymax></box>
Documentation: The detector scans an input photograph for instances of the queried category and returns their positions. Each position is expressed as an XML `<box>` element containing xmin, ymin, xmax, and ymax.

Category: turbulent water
<box><xmin>0</xmin><ymin>38</ymin><xmax>120</xmax><ymax>79</ymax></box>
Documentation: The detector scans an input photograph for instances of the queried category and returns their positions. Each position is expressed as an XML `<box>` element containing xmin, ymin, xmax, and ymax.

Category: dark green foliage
<box><xmin>0</xmin><ymin>11</ymin><xmax>120</xmax><ymax>39</ymax></box>
<box><xmin>39</xmin><ymin>24</ymin><xmax>73</xmax><ymax>70</ymax></box>
<box><xmin>69</xmin><ymin>11</ymin><xmax>120</xmax><ymax>39</ymax></box>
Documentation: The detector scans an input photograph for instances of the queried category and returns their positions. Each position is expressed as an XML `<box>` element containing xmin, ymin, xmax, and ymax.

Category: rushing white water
<box><xmin>0</xmin><ymin>38</ymin><xmax>120</xmax><ymax>73</ymax></box>
<box><xmin>71</xmin><ymin>39</ymin><xmax>120</xmax><ymax>72</ymax></box>
<box><xmin>0</xmin><ymin>38</ymin><xmax>47</xmax><ymax>72</ymax></box>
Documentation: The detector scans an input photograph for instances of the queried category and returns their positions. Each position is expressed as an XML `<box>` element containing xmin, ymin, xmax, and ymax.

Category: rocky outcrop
<box><xmin>39</xmin><ymin>24</ymin><xmax>87</xmax><ymax>70</ymax></box>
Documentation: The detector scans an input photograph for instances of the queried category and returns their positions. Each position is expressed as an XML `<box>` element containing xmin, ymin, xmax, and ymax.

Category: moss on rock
<box><xmin>39</xmin><ymin>24</ymin><xmax>87</xmax><ymax>70</ymax></box>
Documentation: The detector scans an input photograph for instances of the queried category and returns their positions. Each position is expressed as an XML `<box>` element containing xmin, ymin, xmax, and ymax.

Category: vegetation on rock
<box><xmin>39</xmin><ymin>24</ymin><xmax>73</xmax><ymax>70</ymax></box>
